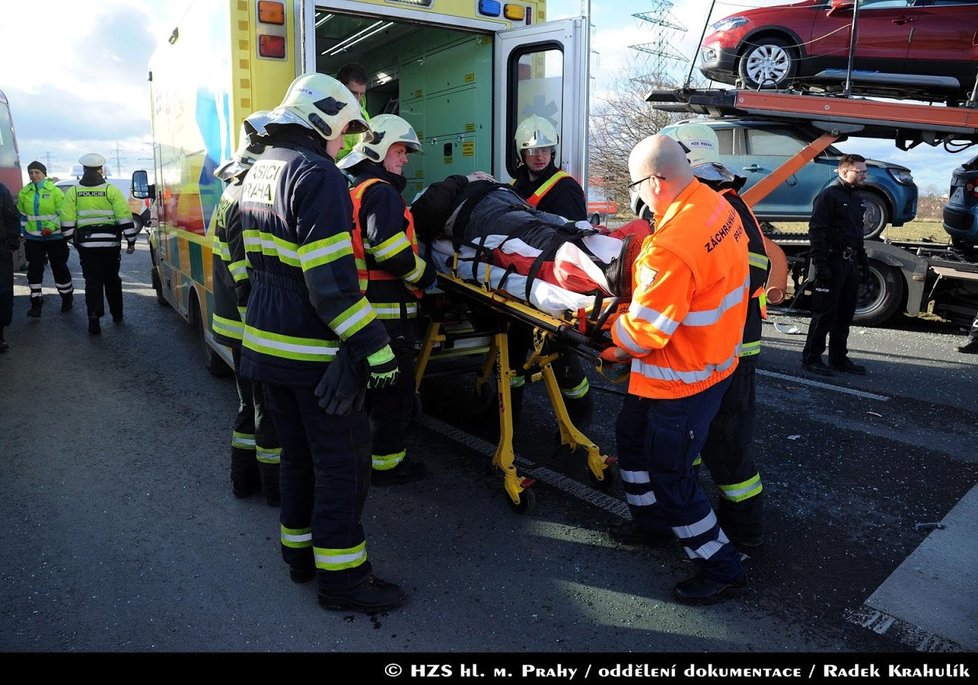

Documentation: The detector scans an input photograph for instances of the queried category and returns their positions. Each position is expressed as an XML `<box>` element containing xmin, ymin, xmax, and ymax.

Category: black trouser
<box><xmin>265</xmin><ymin>382</ymin><xmax>372</xmax><ymax>591</ymax></box>
<box><xmin>507</xmin><ymin>322</ymin><xmax>593</xmax><ymax>428</ymax></box>
<box><xmin>25</xmin><ymin>239</ymin><xmax>72</xmax><ymax>300</ymax></box>
<box><xmin>699</xmin><ymin>355</ymin><xmax>763</xmax><ymax>541</ymax></box>
<box><xmin>802</xmin><ymin>258</ymin><xmax>858</xmax><ymax>366</ymax></box>
<box><xmin>230</xmin><ymin>346</ymin><xmax>280</xmax><ymax>496</ymax></box>
<box><xmin>366</xmin><ymin>337</ymin><xmax>416</xmax><ymax>472</ymax></box>
<box><xmin>77</xmin><ymin>246</ymin><xmax>122</xmax><ymax>319</ymax></box>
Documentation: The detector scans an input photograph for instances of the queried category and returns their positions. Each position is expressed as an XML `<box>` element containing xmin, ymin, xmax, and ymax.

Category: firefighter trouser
<box><xmin>507</xmin><ymin>322</ymin><xmax>592</xmax><ymax>428</ymax></box>
<box><xmin>366</xmin><ymin>338</ymin><xmax>415</xmax><ymax>472</ymax></box>
<box><xmin>265</xmin><ymin>382</ymin><xmax>372</xmax><ymax>591</ymax></box>
<box><xmin>230</xmin><ymin>346</ymin><xmax>281</xmax><ymax>496</ymax></box>
<box><xmin>77</xmin><ymin>246</ymin><xmax>123</xmax><ymax>319</ymax></box>
<box><xmin>802</xmin><ymin>258</ymin><xmax>858</xmax><ymax>366</ymax></box>
<box><xmin>615</xmin><ymin>377</ymin><xmax>743</xmax><ymax>583</ymax></box>
<box><xmin>25</xmin><ymin>240</ymin><xmax>73</xmax><ymax>301</ymax></box>
<box><xmin>699</xmin><ymin>355</ymin><xmax>763</xmax><ymax>541</ymax></box>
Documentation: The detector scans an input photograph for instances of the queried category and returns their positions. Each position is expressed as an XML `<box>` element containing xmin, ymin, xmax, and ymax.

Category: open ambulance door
<box><xmin>493</xmin><ymin>17</ymin><xmax>589</xmax><ymax>188</ymax></box>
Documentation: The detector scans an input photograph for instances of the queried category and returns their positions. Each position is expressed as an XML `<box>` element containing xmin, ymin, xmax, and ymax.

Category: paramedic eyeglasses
<box><xmin>628</xmin><ymin>174</ymin><xmax>665</xmax><ymax>191</ymax></box>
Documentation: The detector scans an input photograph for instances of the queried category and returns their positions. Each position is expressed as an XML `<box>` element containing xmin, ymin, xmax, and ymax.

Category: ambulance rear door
<box><xmin>493</xmin><ymin>17</ymin><xmax>589</xmax><ymax>186</ymax></box>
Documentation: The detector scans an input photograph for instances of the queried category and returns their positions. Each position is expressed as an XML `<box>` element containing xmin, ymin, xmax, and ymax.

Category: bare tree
<box><xmin>588</xmin><ymin>70</ymin><xmax>688</xmax><ymax>217</ymax></box>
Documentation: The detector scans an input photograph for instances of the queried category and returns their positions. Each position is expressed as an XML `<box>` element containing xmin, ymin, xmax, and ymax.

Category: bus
<box><xmin>135</xmin><ymin>0</ymin><xmax>589</xmax><ymax>374</ymax></box>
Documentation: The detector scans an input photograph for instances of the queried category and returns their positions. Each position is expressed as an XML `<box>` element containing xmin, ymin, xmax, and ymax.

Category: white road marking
<box><xmin>758</xmin><ymin>369</ymin><xmax>891</xmax><ymax>402</ymax></box>
<box><xmin>417</xmin><ymin>415</ymin><xmax>630</xmax><ymax>518</ymax></box>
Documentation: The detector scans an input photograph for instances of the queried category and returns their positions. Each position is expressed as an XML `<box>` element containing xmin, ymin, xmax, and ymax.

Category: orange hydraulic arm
<box><xmin>740</xmin><ymin>132</ymin><xmax>840</xmax><ymax>207</ymax></box>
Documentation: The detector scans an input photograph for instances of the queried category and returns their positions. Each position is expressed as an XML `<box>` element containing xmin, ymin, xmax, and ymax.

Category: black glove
<box><xmin>858</xmin><ymin>261</ymin><xmax>869</xmax><ymax>283</ymax></box>
<box><xmin>315</xmin><ymin>344</ymin><xmax>368</xmax><ymax>416</ymax></box>
<box><xmin>812</xmin><ymin>264</ymin><xmax>831</xmax><ymax>289</ymax></box>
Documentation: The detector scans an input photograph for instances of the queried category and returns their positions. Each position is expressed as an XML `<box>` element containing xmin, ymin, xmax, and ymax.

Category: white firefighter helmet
<box><xmin>337</xmin><ymin>114</ymin><xmax>421</xmax><ymax>170</ymax></box>
<box><xmin>265</xmin><ymin>72</ymin><xmax>370</xmax><ymax>142</ymax></box>
<box><xmin>514</xmin><ymin>115</ymin><xmax>559</xmax><ymax>161</ymax></box>
<box><xmin>215</xmin><ymin>110</ymin><xmax>272</xmax><ymax>181</ymax></box>
<box><xmin>79</xmin><ymin>152</ymin><xmax>107</xmax><ymax>169</ymax></box>
<box><xmin>661</xmin><ymin>123</ymin><xmax>741</xmax><ymax>185</ymax></box>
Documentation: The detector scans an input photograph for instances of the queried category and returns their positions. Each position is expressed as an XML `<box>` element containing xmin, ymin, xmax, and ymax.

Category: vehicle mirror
<box><xmin>131</xmin><ymin>169</ymin><xmax>154</xmax><ymax>200</ymax></box>
<box><xmin>826</xmin><ymin>0</ymin><xmax>854</xmax><ymax>17</ymax></box>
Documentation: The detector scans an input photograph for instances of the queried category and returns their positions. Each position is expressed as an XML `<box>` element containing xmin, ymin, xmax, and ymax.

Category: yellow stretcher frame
<box><xmin>414</xmin><ymin>267</ymin><xmax>621</xmax><ymax>513</ymax></box>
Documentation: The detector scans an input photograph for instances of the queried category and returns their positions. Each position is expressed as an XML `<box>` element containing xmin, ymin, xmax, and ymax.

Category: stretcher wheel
<box><xmin>507</xmin><ymin>487</ymin><xmax>536</xmax><ymax>514</ymax></box>
<box><xmin>587</xmin><ymin>463</ymin><xmax>619</xmax><ymax>493</ymax></box>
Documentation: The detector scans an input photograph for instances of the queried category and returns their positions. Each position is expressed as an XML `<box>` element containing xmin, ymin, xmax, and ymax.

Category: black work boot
<box><xmin>608</xmin><ymin>520</ymin><xmax>675</xmax><ymax>547</ymax></box>
<box><xmin>673</xmin><ymin>573</ymin><xmax>747</xmax><ymax>605</ymax></box>
<box><xmin>60</xmin><ymin>293</ymin><xmax>73</xmax><ymax>312</ymax></box>
<box><xmin>88</xmin><ymin>317</ymin><xmax>101</xmax><ymax>335</ymax></box>
<box><xmin>958</xmin><ymin>338</ymin><xmax>978</xmax><ymax>354</ymax></box>
<box><xmin>27</xmin><ymin>298</ymin><xmax>42</xmax><ymax>318</ymax></box>
<box><xmin>318</xmin><ymin>575</ymin><xmax>407</xmax><ymax>612</ymax></box>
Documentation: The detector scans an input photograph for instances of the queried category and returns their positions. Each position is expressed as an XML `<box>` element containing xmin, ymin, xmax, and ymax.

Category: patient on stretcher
<box><xmin>411</xmin><ymin>173</ymin><xmax>647</xmax><ymax>300</ymax></box>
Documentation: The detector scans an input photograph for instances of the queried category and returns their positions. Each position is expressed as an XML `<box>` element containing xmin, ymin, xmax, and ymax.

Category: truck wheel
<box><xmin>191</xmin><ymin>295</ymin><xmax>231</xmax><ymax>377</ymax></box>
<box><xmin>855</xmin><ymin>190</ymin><xmax>888</xmax><ymax>239</ymax></box>
<box><xmin>854</xmin><ymin>262</ymin><xmax>903</xmax><ymax>326</ymax></box>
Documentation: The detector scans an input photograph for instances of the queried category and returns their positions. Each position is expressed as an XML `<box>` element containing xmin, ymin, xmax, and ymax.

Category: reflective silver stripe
<box><xmin>671</xmin><ymin>510</ymin><xmax>718</xmax><ymax>540</ymax></box>
<box><xmin>25</xmin><ymin>214</ymin><xmax>60</xmax><ymax>221</ymax></box>
<box><xmin>242</xmin><ymin>328</ymin><xmax>339</xmax><ymax>358</ymax></box>
<box><xmin>683</xmin><ymin>529</ymin><xmax>729</xmax><ymax>561</ymax></box>
<box><xmin>614</xmin><ymin>317</ymin><xmax>652</xmax><ymax>356</ymax></box>
<box><xmin>749</xmin><ymin>252</ymin><xmax>769</xmax><ymax>269</ymax></box>
<box><xmin>371</xmin><ymin>234</ymin><xmax>411</xmax><ymax>261</ymax></box>
<box><xmin>626</xmin><ymin>491</ymin><xmax>657</xmax><ymax>507</ymax></box>
<box><xmin>372</xmin><ymin>303</ymin><xmax>418</xmax><ymax>318</ymax></box>
<box><xmin>628</xmin><ymin>301</ymin><xmax>680</xmax><ymax>335</ymax></box>
<box><xmin>331</xmin><ymin>302</ymin><xmax>372</xmax><ymax>338</ymax></box>
<box><xmin>314</xmin><ymin>546</ymin><xmax>367</xmax><ymax>567</ymax></box>
<box><xmin>402</xmin><ymin>260</ymin><xmax>426</xmax><ymax>284</ymax></box>
<box><xmin>632</xmin><ymin>350</ymin><xmax>738</xmax><ymax>385</ymax></box>
<box><xmin>299</xmin><ymin>240</ymin><xmax>347</xmax><ymax>267</ymax></box>
<box><xmin>620</xmin><ymin>469</ymin><xmax>651</xmax><ymax>484</ymax></box>
<box><xmin>683</xmin><ymin>277</ymin><xmax>749</xmax><ymax>327</ymax></box>
<box><xmin>282</xmin><ymin>530</ymin><xmax>312</xmax><ymax>544</ymax></box>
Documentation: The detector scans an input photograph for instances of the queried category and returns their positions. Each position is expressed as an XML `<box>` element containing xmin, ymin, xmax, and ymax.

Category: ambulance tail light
<box><xmin>256</xmin><ymin>0</ymin><xmax>287</xmax><ymax>60</ymax></box>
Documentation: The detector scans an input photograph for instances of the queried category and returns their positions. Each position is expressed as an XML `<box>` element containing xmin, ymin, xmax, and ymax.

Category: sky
<box><xmin>0</xmin><ymin>0</ymin><xmax>966</xmax><ymax>194</ymax></box>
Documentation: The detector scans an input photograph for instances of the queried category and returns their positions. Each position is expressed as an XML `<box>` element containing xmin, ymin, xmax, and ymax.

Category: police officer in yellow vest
<box><xmin>17</xmin><ymin>161</ymin><xmax>73</xmax><ymax>316</ymax></box>
<box><xmin>509</xmin><ymin>115</ymin><xmax>593</xmax><ymax>429</ymax></box>
<box><xmin>60</xmin><ymin>153</ymin><xmax>138</xmax><ymax>335</ymax></box>
<box><xmin>338</xmin><ymin>114</ymin><xmax>435</xmax><ymax>486</ymax></box>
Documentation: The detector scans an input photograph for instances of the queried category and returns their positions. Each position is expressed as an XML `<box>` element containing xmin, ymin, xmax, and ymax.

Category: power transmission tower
<box><xmin>628</xmin><ymin>0</ymin><xmax>689</xmax><ymax>88</ymax></box>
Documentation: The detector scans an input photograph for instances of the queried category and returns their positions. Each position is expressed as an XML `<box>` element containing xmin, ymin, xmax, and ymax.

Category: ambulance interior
<box><xmin>313</xmin><ymin>8</ymin><xmax>567</xmax><ymax>201</ymax></box>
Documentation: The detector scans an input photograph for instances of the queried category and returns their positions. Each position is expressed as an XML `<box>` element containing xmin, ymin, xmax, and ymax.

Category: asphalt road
<box><xmin>1</xmin><ymin>241</ymin><xmax>975</xmax><ymax>655</ymax></box>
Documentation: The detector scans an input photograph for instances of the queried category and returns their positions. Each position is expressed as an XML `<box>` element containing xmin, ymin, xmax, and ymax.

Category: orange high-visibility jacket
<box><xmin>612</xmin><ymin>178</ymin><xmax>750</xmax><ymax>399</ymax></box>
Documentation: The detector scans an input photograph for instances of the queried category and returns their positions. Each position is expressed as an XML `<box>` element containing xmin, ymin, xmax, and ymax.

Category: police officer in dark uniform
<box><xmin>508</xmin><ymin>115</ymin><xmax>593</xmax><ymax>429</ymax></box>
<box><xmin>238</xmin><ymin>73</ymin><xmax>405</xmax><ymax>613</ymax></box>
<box><xmin>802</xmin><ymin>154</ymin><xmax>869</xmax><ymax>377</ymax></box>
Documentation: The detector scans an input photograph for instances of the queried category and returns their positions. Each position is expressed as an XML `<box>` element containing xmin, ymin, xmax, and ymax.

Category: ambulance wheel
<box><xmin>191</xmin><ymin>295</ymin><xmax>230</xmax><ymax>378</ymax></box>
<box><xmin>507</xmin><ymin>487</ymin><xmax>536</xmax><ymax>514</ymax></box>
<box><xmin>587</xmin><ymin>463</ymin><xmax>619</xmax><ymax>492</ymax></box>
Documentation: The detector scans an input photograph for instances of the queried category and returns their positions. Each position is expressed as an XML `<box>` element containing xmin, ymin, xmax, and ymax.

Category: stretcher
<box><xmin>415</xmin><ymin>240</ymin><xmax>624</xmax><ymax>512</ymax></box>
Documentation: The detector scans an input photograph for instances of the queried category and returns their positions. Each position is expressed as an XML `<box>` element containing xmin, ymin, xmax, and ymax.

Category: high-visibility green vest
<box><xmin>17</xmin><ymin>180</ymin><xmax>64</xmax><ymax>240</ymax></box>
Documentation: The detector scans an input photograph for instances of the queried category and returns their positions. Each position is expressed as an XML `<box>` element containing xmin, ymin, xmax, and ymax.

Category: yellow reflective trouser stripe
<box><xmin>232</xmin><ymin>431</ymin><xmax>255</xmax><ymax>450</ymax></box>
<box><xmin>281</xmin><ymin>524</ymin><xmax>312</xmax><ymax>549</ymax></box>
<box><xmin>692</xmin><ymin>454</ymin><xmax>703</xmax><ymax>467</ymax></box>
<box><xmin>330</xmin><ymin>297</ymin><xmax>376</xmax><ymax>340</ymax></box>
<box><xmin>213</xmin><ymin>313</ymin><xmax>244</xmax><ymax>341</ymax></box>
<box><xmin>560</xmin><ymin>377</ymin><xmax>589</xmax><ymax>399</ymax></box>
<box><xmin>373</xmin><ymin>450</ymin><xmax>406</xmax><ymax>471</ymax></box>
<box><xmin>740</xmin><ymin>339</ymin><xmax>761</xmax><ymax>357</ymax></box>
<box><xmin>719</xmin><ymin>473</ymin><xmax>763</xmax><ymax>503</ymax></box>
<box><xmin>314</xmin><ymin>540</ymin><xmax>367</xmax><ymax>571</ymax></box>
<box><xmin>256</xmin><ymin>446</ymin><xmax>281</xmax><ymax>464</ymax></box>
